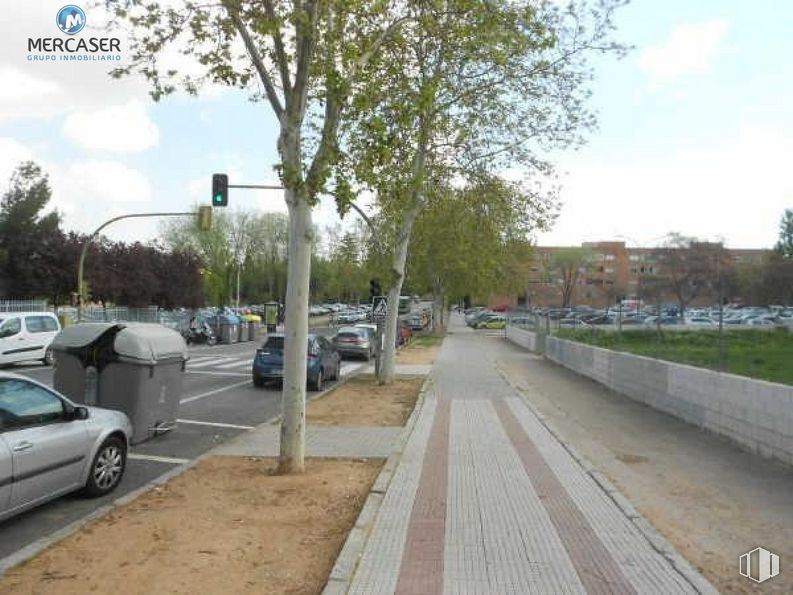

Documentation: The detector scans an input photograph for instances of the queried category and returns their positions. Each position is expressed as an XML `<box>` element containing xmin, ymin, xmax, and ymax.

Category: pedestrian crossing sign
<box><xmin>372</xmin><ymin>296</ymin><xmax>387</xmax><ymax>318</ymax></box>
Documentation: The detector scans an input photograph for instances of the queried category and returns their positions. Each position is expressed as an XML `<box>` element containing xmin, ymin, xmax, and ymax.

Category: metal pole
<box><xmin>77</xmin><ymin>211</ymin><xmax>193</xmax><ymax>322</ymax></box>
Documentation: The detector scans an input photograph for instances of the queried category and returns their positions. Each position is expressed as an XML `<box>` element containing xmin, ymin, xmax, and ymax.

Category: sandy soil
<box><xmin>494</xmin><ymin>343</ymin><xmax>793</xmax><ymax>594</ymax></box>
<box><xmin>396</xmin><ymin>344</ymin><xmax>441</xmax><ymax>365</ymax></box>
<box><xmin>308</xmin><ymin>374</ymin><xmax>423</xmax><ymax>426</ymax></box>
<box><xmin>0</xmin><ymin>457</ymin><xmax>381</xmax><ymax>595</ymax></box>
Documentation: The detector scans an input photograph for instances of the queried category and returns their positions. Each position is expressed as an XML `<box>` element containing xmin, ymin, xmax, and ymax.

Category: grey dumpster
<box><xmin>237</xmin><ymin>322</ymin><xmax>247</xmax><ymax>342</ymax></box>
<box><xmin>248</xmin><ymin>321</ymin><xmax>257</xmax><ymax>341</ymax></box>
<box><xmin>100</xmin><ymin>324</ymin><xmax>187</xmax><ymax>444</ymax></box>
<box><xmin>51</xmin><ymin>323</ymin><xmax>120</xmax><ymax>406</ymax></box>
<box><xmin>51</xmin><ymin>322</ymin><xmax>187</xmax><ymax>444</ymax></box>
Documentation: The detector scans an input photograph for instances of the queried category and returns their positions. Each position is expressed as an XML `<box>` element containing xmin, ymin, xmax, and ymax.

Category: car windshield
<box><xmin>263</xmin><ymin>336</ymin><xmax>285</xmax><ymax>350</ymax></box>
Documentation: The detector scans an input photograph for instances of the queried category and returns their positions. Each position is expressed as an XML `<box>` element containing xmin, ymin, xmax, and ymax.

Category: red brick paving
<box><xmin>395</xmin><ymin>398</ymin><xmax>451</xmax><ymax>595</ymax></box>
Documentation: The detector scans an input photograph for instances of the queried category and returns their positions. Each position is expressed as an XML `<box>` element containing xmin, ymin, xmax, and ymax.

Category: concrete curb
<box><xmin>322</xmin><ymin>372</ymin><xmax>435</xmax><ymax>595</ymax></box>
<box><xmin>494</xmin><ymin>362</ymin><xmax>719</xmax><ymax>595</ymax></box>
<box><xmin>0</xmin><ymin>362</ymin><xmax>368</xmax><ymax>579</ymax></box>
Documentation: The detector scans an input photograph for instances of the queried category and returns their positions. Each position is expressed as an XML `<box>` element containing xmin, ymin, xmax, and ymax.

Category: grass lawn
<box><xmin>410</xmin><ymin>333</ymin><xmax>445</xmax><ymax>347</ymax></box>
<box><xmin>555</xmin><ymin>328</ymin><xmax>793</xmax><ymax>386</ymax></box>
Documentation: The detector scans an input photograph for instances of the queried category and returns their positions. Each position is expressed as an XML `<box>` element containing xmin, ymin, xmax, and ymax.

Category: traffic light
<box><xmin>197</xmin><ymin>206</ymin><xmax>212</xmax><ymax>231</ymax></box>
<box><xmin>212</xmin><ymin>173</ymin><xmax>228</xmax><ymax>207</ymax></box>
<box><xmin>370</xmin><ymin>278</ymin><xmax>382</xmax><ymax>300</ymax></box>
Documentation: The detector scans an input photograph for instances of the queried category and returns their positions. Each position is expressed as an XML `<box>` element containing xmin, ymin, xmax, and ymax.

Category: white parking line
<box><xmin>213</xmin><ymin>359</ymin><xmax>252</xmax><ymax>370</ymax></box>
<box><xmin>185</xmin><ymin>370</ymin><xmax>250</xmax><ymax>377</ymax></box>
<box><xmin>179</xmin><ymin>380</ymin><xmax>252</xmax><ymax>404</ymax></box>
<box><xmin>128</xmin><ymin>453</ymin><xmax>190</xmax><ymax>465</ymax></box>
<box><xmin>177</xmin><ymin>419</ymin><xmax>254</xmax><ymax>430</ymax></box>
<box><xmin>188</xmin><ymin>357</ymin><xmax>235</xmax><ymax>369</ymax></box>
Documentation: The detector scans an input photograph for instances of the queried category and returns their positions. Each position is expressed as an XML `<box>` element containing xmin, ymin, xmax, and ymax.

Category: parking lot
<box><xmin>0</xmin><ymin>331</ymin><xmax>365</xmax><ymax>561</ymax></box>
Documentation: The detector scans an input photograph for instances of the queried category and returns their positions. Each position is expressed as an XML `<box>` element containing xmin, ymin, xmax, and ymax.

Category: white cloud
<box><xmin>49</xmin><ymin>160</ymin><xmax>157</xmax><ymax>241</ymax></box>
<box><xmin>0</xmin><ymin>138</ymin><xmax>35</xmax><ymax>185</ymax></box>
<box><xmin>639</xmin><ymin>20</ymin><xmax>728</xmax><ymax>87</ymax></box>
<box><xmin>538</xmin><ymin>127</ymin><xmax>793</xmax><ymax>250</ymax></box>
<box><xmin>0</xmin><ymin>68</ymin><xmax>64</xmax><ymax>120</ymax></box>
<box><xmin>62</xmin><ymin>101</ymin><xmax>159</xmax><ymax>152</ymax></box>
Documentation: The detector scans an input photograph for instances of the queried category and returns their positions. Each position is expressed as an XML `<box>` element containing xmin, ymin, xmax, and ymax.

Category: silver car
<box><xmin>0</xmin><ymin>373</ymin><xmax>132</xmax><ymax>523</ymax></box>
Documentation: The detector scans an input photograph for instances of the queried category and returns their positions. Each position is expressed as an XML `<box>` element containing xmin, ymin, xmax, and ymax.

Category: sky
<box><xmin>0</xmin><ymin>1</ymin><xmax>791</xmax><ymax>249</ymax></box>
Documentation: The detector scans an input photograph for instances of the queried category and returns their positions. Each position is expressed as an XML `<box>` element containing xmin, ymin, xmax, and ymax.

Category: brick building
<box><xmin>513</xmin><ymin>241</ymin><xmax>768</xmax><ymax>309</ymax></box>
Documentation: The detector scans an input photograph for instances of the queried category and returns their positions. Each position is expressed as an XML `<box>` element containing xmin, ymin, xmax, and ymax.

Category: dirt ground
<box><xmin>494</xmin><ymin>342</ymin><xmax>793</xmax><ymax>594</ymax></box>
<box><xmin>0</xmin><ymin>457</ymin><xmax>381</xmax><ymax>595</ymax></box>
<box><xmin>308</xmin><ymin>374</ymin><xmax>423</xmax><ymax>426</ymax></box>
<box><xmin>396</xmin><ymin>343</ymin><xmax>441</xmax><ymax>365</ymax></box>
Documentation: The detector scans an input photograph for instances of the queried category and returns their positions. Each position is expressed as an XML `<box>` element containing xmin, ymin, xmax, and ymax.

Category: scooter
<box><xmin>182</xmin><ymin>322</ymin><xmax>218</xmax><ymax>346</ymax></box>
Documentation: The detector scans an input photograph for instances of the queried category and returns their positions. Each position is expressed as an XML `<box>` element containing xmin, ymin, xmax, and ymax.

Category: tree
<box><xmin>775</xmin><ymin>208</ymin><xmax>793</xmax><ymax>259</ymax></box>
<box><xmin>407</xmin><ymin>176</ymin><xmax>554</xmax><ymax>327</ymax></box>
<box><xmin>547</xmin><ymin>247</ymin><xmax>594</xmax><ymax>308</ymax></box>
<box><xmin>653</xmin><ymin>234</ymin><xmax>728</xmax><ymax>316</ymax></box>
<box><xmin>341</xmin><ymin>0</ymin><xmax>624</xmax><ymax>383</ymax></box>
<box><xmin>0</xmin><ymin>162</ymin><xmax>65</xmax><ymax>301</ymax></box>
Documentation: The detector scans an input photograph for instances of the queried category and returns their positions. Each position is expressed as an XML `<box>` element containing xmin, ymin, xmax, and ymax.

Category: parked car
<box><xmin>475</xmin><ymin>314</ymin><xmax>506</xmax><ymax>329</ymax></box>
<box><xmin>0</xmin><ymin>312</ymin><xmax>61</xmax><ymax>366</ymax></box>
<box><xmin>333</xmin><ymin>326</ymin><xmax>374</xmax><ymax>360</ymax></box>
<box><xmin>0</xmin><ymin>373</ymin><xmax>132</xmax><ymax>523</ymax></box>
<box><xmin>252</xmin><ymin>333</ymin><xmax>340</xmax><ymax>390</ymax></box>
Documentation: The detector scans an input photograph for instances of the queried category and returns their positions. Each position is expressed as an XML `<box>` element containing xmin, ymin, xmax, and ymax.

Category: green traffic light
<box><xmin>213</xmin><ymin>194</ymin><xmax>222</xmax><ymax>204</ymax></box>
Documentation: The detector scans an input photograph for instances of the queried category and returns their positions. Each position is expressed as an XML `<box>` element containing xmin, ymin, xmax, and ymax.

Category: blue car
<box><xmin>252</xmin><ymin>333</ymin><xmax>341</xmax><ymax>391</ymax></box>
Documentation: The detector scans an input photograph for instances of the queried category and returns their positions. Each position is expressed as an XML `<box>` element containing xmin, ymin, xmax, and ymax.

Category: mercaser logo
<box><xmin>57</xmin><ymin>5</ymin><xmax>86</xmax><ymax>35</ymax></box>
<box><xmin>739</xmin><ymin>547</ymin><xmax>780</xmax><ymax>584</ymax></box>
<box><xmin>27</xmin><ymin>5</ymin><xmax>121</xmax><ymax>62</ymax></box>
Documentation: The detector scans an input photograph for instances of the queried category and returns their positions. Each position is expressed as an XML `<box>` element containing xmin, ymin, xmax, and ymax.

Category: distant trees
<box><xmin>0</xmin><ymin>162</ymin><xmax>204</xmax><ymax>308</ymax></box>
<box><xmin>775</xmin><ymin>209</ymin><xmax>793</xmax><ymax>259</ymax></box>
<box><xmin>547</xmin><ymin>248</ymin><xmax>594</xmax><ymax>309</ymax></box>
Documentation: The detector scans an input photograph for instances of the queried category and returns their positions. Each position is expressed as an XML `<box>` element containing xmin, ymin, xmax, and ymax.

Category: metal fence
<box><xmin>0</xmin><ymin>299</ymin><xmax>49</xmax><ymax>312</ymax></box>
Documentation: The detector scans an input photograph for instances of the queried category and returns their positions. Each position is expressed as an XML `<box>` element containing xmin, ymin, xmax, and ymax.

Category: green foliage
<box><xmin>775</xmin><ymin>208</ymin><xmax>793</xmax><ymax>259</ymax></box>
<box><xmin>556</xmin><ymin>328</ymin><xmax>793</xmax><ymax>386</ymax></box>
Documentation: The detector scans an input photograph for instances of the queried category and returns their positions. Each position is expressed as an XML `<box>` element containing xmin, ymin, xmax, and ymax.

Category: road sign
<box><xmin>372</xmin><ymin>296</ymin><xmax>387</xmax><ymax>318</ymax></box>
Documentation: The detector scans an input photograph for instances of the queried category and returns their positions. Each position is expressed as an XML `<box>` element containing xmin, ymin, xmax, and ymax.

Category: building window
<box><xmin>605</xmin><ymin>254</ymin><xmax>616</xmax><ymax>261</ymax></box>
<box><xmin>630</xmin><ymin>268</ymin><xmax>638</xmax><ymax>274</ymax></box>
<box><xmin>605</xmin><ymin>268</ymin><xmax>614</xmax><ymax>274</ymax></box>
<box><xmin>629</xmin><ymin>255</ymin><xmax>640</xmax><ymax>261</ymax></box>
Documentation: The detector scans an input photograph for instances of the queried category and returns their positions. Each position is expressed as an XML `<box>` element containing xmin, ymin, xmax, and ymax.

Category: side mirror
<box><xmin>68</xmin><ymin>405</ymin><xmax>89</xmax><ymax>421</ymax></box>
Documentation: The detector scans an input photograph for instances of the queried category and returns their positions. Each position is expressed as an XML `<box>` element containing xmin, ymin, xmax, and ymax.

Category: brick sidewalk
<box><xmin>342</xmin><ymin>316</ymin><xmax>714</xmax><ymax>594</ymax></box>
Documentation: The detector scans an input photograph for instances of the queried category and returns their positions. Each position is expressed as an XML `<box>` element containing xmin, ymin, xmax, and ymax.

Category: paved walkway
<box><xmin>343</xmin><ymin>315</ymin><xmax>712</xmax><ymax>594</ymax></box>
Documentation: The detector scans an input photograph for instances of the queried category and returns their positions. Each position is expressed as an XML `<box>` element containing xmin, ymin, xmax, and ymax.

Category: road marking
<box><xmin>185</xmin><ymin>370</ymin><xmax>250</xmax><ymax>378</ymax></box>
<box><xmin>180</xmin><ymin>380</ymin><xmax>252</xmax><ymax>404</ymax></box>
<box><xmin>214</xmin><ymin>359</ymin><xmax>252</xmax><ymax>370</ymax></box>
<box><xmin>177</xmin><ymin>419</ymin><xmax>254</xmax><ymax>430</ymax></box>
<box><xmin>128</xmin><ymin>453</ymin><xmax>190</xmax><ymax>465</ymax></box>
<box><xmin>188</xmin><ymin>357</ymin><xmax>234</xmax><ymax>369</ymax></box>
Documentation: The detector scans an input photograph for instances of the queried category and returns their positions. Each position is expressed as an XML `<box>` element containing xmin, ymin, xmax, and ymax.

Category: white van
<box><xmin>0</xmin><ymin>312</ymin><xmax>61</xmax><ymax>366</ymax></box>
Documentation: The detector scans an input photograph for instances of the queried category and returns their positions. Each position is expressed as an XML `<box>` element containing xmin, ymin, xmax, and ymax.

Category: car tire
<box><xmin>82</xmin><ymin>435</ymin><xmax>126</xmax><ymax>498</ymax></box>
<box><xmin>207</xmin><ymin>335</ymin><xmax>218</xmax><ymax>346</ymax></box>
<box><xmin>41</xmin><ymin>347</ymin><xmax>54</xmax><ymax>366</ymax></box>
<box><xmin>253</xmin><ymin>375</ymin><xmax>265</xmax><ymax>387</ymax></box>
<box><xmin>310</xmin><ymin>368</ymin><xmax>324</xmax><ymax>392</ymax></box>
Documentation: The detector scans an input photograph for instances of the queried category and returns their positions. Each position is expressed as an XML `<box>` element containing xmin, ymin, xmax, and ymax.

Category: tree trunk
<box><xmin>379</xmin><ymin>200</ymin><xmax>421</xmax><ymax>385</ymax></box>
<box><xmin>432</xmin><ymin>280</ymin><xmax>444</xmax><ymax>333</ymax></box>
<box><xmin>278</xmin><ymin>187</ymin><xmax>313</xmax><ymax>474</ymax></box>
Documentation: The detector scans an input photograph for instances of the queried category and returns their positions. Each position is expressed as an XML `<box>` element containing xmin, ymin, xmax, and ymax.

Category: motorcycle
<box><xmin>182</xmin><ymin>321</ymin><xmax>218</xmax><ymax>346</ymax></box>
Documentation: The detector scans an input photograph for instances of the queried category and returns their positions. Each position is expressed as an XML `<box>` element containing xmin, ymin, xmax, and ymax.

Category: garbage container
<box><xmin>51</xmin><ymin>322</ymin><xmax>187</xmax><ymax>444</ymax></box>
<box><xmin>248</xmin><ymin>321</ymin><xmax>258</xmax><ymax>341</ymax></box>
<box><xmin>100</xmin><ymin>324</ymin><xmax>187</xmax><ymax>443</ymax></box>
<box><xmin>237</xmin><ymin>322</ymin><xmax>249</xmax><ymax>342</ymax></box>
<box><xmin>51</xmin><ymin>323</ymin><xmax>120</xmax><ymax>406</ymax></box>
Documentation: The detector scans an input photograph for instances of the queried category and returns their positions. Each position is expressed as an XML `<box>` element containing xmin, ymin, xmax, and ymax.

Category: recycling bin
<box><xmin>248</xmin><ymin>321</ymin><xmax>258</xmax><ymax>341</ymax></box>
<box><xmin>51</xmin><ymin>322</ymin><xmax>188</xmax><ymax>444</ymax></box>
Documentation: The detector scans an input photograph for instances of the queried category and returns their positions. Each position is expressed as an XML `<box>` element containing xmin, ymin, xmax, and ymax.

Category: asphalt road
<box><xmin>0</xmin><ymin>327</ymin><xmax>365</xmax><ymax>561</ymax></box>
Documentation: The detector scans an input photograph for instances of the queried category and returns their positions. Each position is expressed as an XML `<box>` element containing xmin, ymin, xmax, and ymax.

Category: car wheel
<box><xmin>310</xmin><ymin>368</ymin><xmax>324</xmax><ymax>391</ymax></box>
<box><xmin>83</xmin><ymin>435</ymin><xmax>126</xmax><ymax>497</ymax></box>
<box><xmin>41</xmin><ymin>347</ymin><xmax>54</xmax><ymax>366</ymax></box>
<box><xmin>253</xmin><ymin>375</ymin><xmax>265</xmax><ymax>387</ymax></box>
